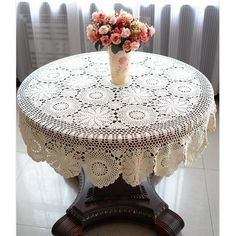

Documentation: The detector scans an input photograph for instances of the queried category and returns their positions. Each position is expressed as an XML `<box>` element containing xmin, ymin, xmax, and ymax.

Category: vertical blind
<box><xmin>16</xmin><ymin>0</ymin><xmax>219</xmax><ymax>95</ymax></box>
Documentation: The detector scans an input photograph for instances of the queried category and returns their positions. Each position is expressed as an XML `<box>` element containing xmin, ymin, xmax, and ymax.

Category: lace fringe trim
<box><xmin>18</xmin><ymin>105</ymin><xmax>216</xmax><ymax>188</ymax></box>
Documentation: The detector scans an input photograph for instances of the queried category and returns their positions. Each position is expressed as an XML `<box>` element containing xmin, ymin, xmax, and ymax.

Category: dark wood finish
<box><xmin>51</xmin><ymin>215</ymin><xmax>82</xmax><ymax>236</ymax></box>
<box><xmin>52</xmin><ymin>169</ymin><xmax>184</xmax><ymax>236</ymax></box>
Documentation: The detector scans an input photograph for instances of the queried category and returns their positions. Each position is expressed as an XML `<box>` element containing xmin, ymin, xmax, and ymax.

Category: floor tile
<box><xmin>205</xmin><ymin>170</ymin><xmax>219</xmax><ymax>236</ymax></box>
<box><xmin>17</xmin><ymin>225</ymin><xmax>51</xmax><ymax>236</ymax></box>
<box><xmin>16</xmin><ymin>159</ymin><xmax>79</xmax><ymax>228</ymax></box>
<box><xmin>154</xmin><ymin>168</ymin><xmax>214</xmax><ymax>236</ymax></box>
<box><xmin>16</xmin><ymin>152</ymin><xmax>30</xmax><ymax>179</ymax></box>
<box><xmin>179</xmin><ymin>156</ymin><xmax>204</xmax><ymax>169</ymax></box>
<box><xmin>16</xmin><ymin>161</ymin><xmax>215</xmax><ymax>235</ymax></box>
<box><xmin>187</xmin><ymin>156</ymin><xmax>204</xmax><ymax>169</ymax></box>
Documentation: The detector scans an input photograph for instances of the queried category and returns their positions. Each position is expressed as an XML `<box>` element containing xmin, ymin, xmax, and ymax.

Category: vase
<box><xmin>108</xmin><ymin>47</ymin><xmax>131</xmax><ymax>86</ymax></box>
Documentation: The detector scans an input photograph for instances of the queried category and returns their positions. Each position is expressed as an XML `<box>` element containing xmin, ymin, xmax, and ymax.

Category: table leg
<box><xmin>52</xmin><ymin>169</ymin><xmax>184</xmax><ymax>236</ymax></box>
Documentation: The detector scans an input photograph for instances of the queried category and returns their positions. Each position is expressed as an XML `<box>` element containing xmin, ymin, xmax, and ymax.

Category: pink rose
<box><xmin>141</xmin><ymin>23</ymin><xmax>147</xmax><ymax>33</ymax></box>
<box><xmin>140</xmin><ymin>32</ymin><xmax>149</xmax><ymax>43</ymax></box>
<box><xmin>121</xmin><ymin>28</ymin><xmax>131</xmax><ymax>38</ymax></box>
<box><xmin>122</xmin><ymin>40</ymin><xmax>132</xmax><ymax>52</ymax></box>
<box><xmin>148</xmin><ymin>25</ymin><xmax>155</xmax><ymax>37</ymax></box>
<box><xmin>100</xmin><ymin>35</ymin><xmax>111</xmax><ymax>46</ymax></box>
<box><xmin>92</xmin><ymin>12</ymin><xmax>106</xmax><ymax>23</ymax></box>
<box><xmin>109</xmin><ymin>16</ymin><xmax>117</xmax><ymax>25</ymax></box>
<box><xmin>86</xmin><ymin>24</ymin><xmax>94</xmax><ymax>34</ymax></box>
<box><xmin>97</xmin><ymin>12</ymin><xmax>106</xmax><ymax>22</ymax></box>
<box><xmin>113</xmin><ymin>27</ymin><xmax>121</xmax><ymax>34</ymax></box>
<box><xmin>98</xmin><ymin>25</ymin><xmax>109</xmax><ymax>34</ymax></box>
<box><xmin>116</xmin><ymin>16</ymin><xmax>131</xmax><ymax>28</ymax></box>
<box><xmin>92</xmin><ymin>12</ymin><xmax>99</xmax><ymax>22</ymax></box>
<box><xmin>87</xmin><ymin>32</ymin><xmax>98</xmax><ymax>43</ymax></box>
<box><xmin>119</xmin><ymin>10</ymin><xmax>133</xmax><ymax>22</ymax></box>
<box><xmin>110</xmin><ymin>33</ymin><xmax>121</xmax><ymax>45</ymax></box>
<box><xmin>130</xmin><ymin>41</ymin><xmax>140</xmax><ymax>51</ymax></box>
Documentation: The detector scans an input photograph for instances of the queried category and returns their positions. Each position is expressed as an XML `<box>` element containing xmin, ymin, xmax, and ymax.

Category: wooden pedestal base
<box><xmin>52</xmin><ymin>169</ymin><xmax>184</xmax><ymax>236</ymax></box>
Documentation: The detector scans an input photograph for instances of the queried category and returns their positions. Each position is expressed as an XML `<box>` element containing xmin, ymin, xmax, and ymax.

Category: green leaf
<box><xmin>99</xmin><ymin>42</ymin><xmax>104</xmax><ymax>50</ymax></box>
<box><xmin>111</xmin><ymin>44</ymin><xmax>122</xmax><ymax>54</ymax></box>
<box><xmin>95</xmin><ymin>41</ymin><xmax>105</xmax><ymax>51</ymax></box>
<box><xmin>95</xmin><ymin>41</ymin><xmax>100</xmax><ymax>51</ymax></box>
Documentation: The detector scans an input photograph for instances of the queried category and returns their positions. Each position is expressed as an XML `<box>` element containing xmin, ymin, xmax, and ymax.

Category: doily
<box><xmin>17</xmin><ymin>51</ymin><xmax>216</xmax><ymax>187</ymax></box>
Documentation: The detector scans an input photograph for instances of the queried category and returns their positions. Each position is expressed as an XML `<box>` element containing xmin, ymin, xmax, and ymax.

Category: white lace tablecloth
<box><xmin>17</xmin><ymin>51</ymin><xmax>216</xmax><ymax>188</ymax></box>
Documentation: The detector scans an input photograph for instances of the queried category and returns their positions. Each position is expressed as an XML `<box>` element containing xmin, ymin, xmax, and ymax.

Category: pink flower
<box><xmin>109</xmin><ymin>16</ymin><xmax>117</xmax><ymax>25</ymax></box>
<box><xmin>118</xmin><ymin>56</ymin><xmax>128</xmax><ymax>65</ymax></box>
<box><xmin>92</xmin><ymin>12</ymin><xmax>99</xmax><ymax>22</ymax></box>
<box><xmin>110</xmin><ymin>33</ymin><xmax>121</xmax><ymax>45</ymax></box>
<box><xmin>88</xmin><ymin>10</ymin><xmax>154</xmax><ymax>52</ymax></box>
<box><xmin>148</xmin><ymin>25</ymin><xmax>155</xmax><ymax>37</ymax></box>
<box><xmin>100</xmin><ymin>35</ymin><xmax>111</xmax><ymax>46</ymax></box>
<box><xmin>86</xmin><ymin>24</ymin><xmax>94</xmax><ymax>34</ymax></box>
<box><xmin>130</xmin><ymin>41</ymin><xmax>140</xmax><ymax>51</ymax></box>
<box><xmin>121</xmin><ymin>28</ymin><xmax>131</xmax><ymax>38</ymax></box>
<box><xmin>141</xmin><ymin>23</ymin><xmax>147</xmax><ymax>33</ymax></box>
<box><xmin>98</xmin><ymin>25</ymin><xmax>109</xmax><ymax>34</ymax></box>
<box><xmin>113</xmin><ymin>27</ymin><xmax>121</xmax><ymax>34</ymax></box>
<box><xmin>119</xmin><ymin>10</ymin><xmax>133</xmax><ymax>22</ymax></box>
<box><xmin>122</xmin><ymin>40</ymin><xmax>132</xmax><ymax>52</ymax></box>
<box><xmin>140</xmin><ymin>32</ymin><xmax>149</xmax><ymax>43</ymax></box>
<box><xmin>92</xmin><ymin>12</ymin><xmax>106</xmax><ymax>23</ymax></box>
<box><xmin>97</xmin><ymin>12</ymin><xmax>106</xmax><ymax>22</ymax></box>
<box><xmin>116</xmin><ymin>16</ymin><xmax>131</xmax><ymax>28</ymax></box>
<box><xmin>87</xmin><ymin>32</ymin><xmax>98</xmax><ymax>43</ymax></box>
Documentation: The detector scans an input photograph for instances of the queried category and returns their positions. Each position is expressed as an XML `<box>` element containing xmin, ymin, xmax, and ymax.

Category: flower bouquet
<box><xmin>87</xmin><ymin>10</ymin><xmax>155</xmax><ymax>85</ymax></box>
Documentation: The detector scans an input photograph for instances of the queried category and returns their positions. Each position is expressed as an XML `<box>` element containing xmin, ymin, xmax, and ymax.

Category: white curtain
<box><xmin>16</xmin><ymin>0</ymin><xmax>219</xmax><ymax>95</ymax></box>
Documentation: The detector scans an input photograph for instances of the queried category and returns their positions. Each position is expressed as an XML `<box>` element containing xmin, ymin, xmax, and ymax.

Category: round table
<box><xmin>17</xmin><ymin>51</ymin><xmax>216</xmax><ymax>236</ymax></box>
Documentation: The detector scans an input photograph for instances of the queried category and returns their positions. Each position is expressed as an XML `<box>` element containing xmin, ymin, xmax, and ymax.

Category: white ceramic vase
<box><xmin>108</xmin><ymin>47</ymin><xmax>131</xmax><ymax>86</ymax></box>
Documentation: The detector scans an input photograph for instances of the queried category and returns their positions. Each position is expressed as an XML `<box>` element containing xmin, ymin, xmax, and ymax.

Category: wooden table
<box><xmin>17</xmin><ymin>52</ymin><xmax>216</xmax><ymax>236</ymax></box>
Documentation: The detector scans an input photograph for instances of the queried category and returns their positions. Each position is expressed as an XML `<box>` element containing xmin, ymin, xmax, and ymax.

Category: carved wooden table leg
<box><xmin>52</xmin><ymin>169</ymin><xmax>184</xmax><ymax>236</ymax></box>
<box><xmin>51</xmin><ymin>215</ymin><xmax>82</xmax><ymax>236</ymax></box>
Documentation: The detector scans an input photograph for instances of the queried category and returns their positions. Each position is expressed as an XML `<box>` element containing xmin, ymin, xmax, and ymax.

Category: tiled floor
<box><xmin>16</xmin><ymin>102</ymin><xmax>219</xmax><ymax>236</ymax></box>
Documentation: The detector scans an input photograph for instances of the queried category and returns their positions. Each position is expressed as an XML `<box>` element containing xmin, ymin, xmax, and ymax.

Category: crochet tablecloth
<box><xmin>17</xmin><ymin>51</ymin><xmax>216</xmax><ymax>188</ymax></box>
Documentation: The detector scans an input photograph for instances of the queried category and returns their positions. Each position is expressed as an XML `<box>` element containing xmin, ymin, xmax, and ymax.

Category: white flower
<box><xmin>148</xmin><ymin>25</ymin><xmax>155</xmax><ymax>37</ymax></box>
<box><xmin>60</xmin><ymin>89</ymin><xmax>77</xmax><ymax>97</ymax></box>
<box><xmin>46</xmin><ymin>141</ymin><xmax>82</xmax><ymax>178</ymax></box>
<box><xmin>98</xmin><ymin>25</ymin><xmax>110</xmax><ymax>34</ymax></box>
<box><xmin>92</xmin><ymin>12</ymin><xmax>99</xmax><ymax>21</ymax></box>
<box><xmin>42</xmin><ymin>98</ymin><xmax>78</xmax><ymax>120</ymax></box>
<box><xmin>64</xmin><ymin>76</ymin><xmax>93</xmax><ymax>89</ymax></box>
<box><xmin>109</xmin><ymin>15</ymin><xmax>117</xmax><ymax>25</ymax></box>
<box><xmin>121</xmin><ymin>87</ymin><xmax>151</xmax><ymax>104</ymax></box>
<box><xmin>119</xmin><ymin>9</ymin><xmax>133</xmax><ymax>21</ymax></box>
<box><xmin>165</xmin><ymin>68</ymin><xmax>192</xmax><ymax>81</ymax></box>
<box><xmin>121</xmin><ymin>28</ymin><xmax>131</xmax><ymax>38</ymax></box>
<box><xmin>79</xmin><ymin>107</ymin><xmax>112</xmax><ymax>128</ymax></box>
<box><xmin>141</xmin><ymin>24</ymin><xmax>147</xmax><ymax>33</ymax></box>
<box><xmin>158</xmin><ymin>98</ymin><xmax>189</xmax><ymax>116</ymax></box>
<box><xmin>35</xmin><ymin>69</ymin><xmax>70</xmax><ymax>82</ymax></box>
<box><xmin>27</xmin><ymin>83</ymin><xmax>58</xmax><ymax>101</ymax></box>
<box><xmin>86</xmin><ymin>24</ymin><xmax>94</xmax><ymax>33</ymax></box>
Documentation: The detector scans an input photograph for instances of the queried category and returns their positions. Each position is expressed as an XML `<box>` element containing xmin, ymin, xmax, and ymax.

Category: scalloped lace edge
<box><xmin>18</xmin><ymin>104</ymin><xmax>216</xmax><ymax>188</ymax></box>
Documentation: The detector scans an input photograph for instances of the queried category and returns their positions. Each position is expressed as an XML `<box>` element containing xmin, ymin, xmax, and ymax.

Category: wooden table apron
<box><xmin>17</xmin><ymin>51</ymin><xmax>216</xmax><ymax>236</ymax></box>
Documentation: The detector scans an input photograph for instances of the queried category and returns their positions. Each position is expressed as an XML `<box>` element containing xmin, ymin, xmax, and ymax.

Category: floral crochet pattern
<box><xmin>157</xmin><ymin>97</ymin><xmax>191</xmax><ymax>117</ymax></box>
<box><xmin>17</xmin><ymin>51</ymin><xmax>216</xmax><ymax>188</ymax></box>
<box><xmin>79</xmin><ymin>107</ymin><xmax>113</xmax><ymax>128</ymax></box>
